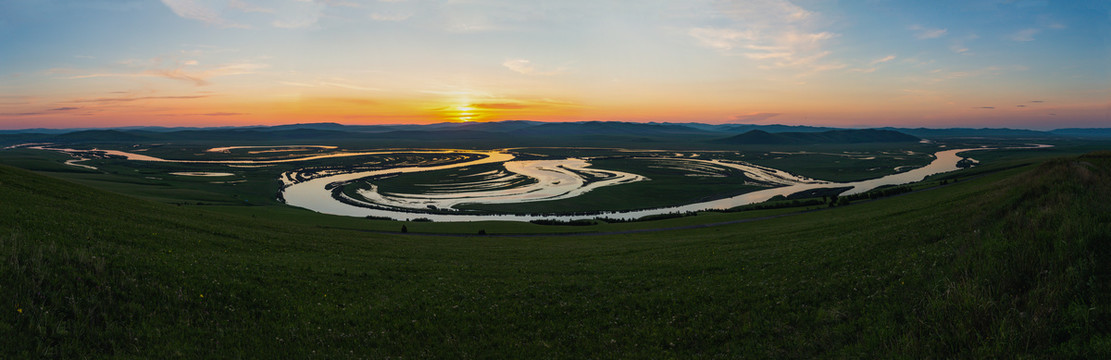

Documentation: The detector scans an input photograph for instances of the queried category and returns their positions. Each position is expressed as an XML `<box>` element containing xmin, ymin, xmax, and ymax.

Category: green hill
<box><xmin>1</xmin><ymin>153</ymin><xmax>1107</xmax><ymax>358</ymax></box>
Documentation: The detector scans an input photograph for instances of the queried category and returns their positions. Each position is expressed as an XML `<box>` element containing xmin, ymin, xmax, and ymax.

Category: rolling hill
<box><xmin>1</xmin><ymin>151</ymin><xmax>1107</xmax><ymax>357</ymax></box>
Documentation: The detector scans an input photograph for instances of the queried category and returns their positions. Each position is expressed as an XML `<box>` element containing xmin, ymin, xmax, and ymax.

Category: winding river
<box><xmin>281</xmin><ymin>148</ymin><xmax>991</xmax><ymax>222</ymax></box>
<box><xmin>23</xmin><ymin>144</ymin><xmax>1028</xmax><ymax>222</ymax></box>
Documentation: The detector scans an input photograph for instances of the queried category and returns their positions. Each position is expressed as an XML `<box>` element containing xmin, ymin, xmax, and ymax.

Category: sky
<box><xmin>0</xmin><ymin>0</ymin><xmax>1108</xmax><ymax>130</ymax></box>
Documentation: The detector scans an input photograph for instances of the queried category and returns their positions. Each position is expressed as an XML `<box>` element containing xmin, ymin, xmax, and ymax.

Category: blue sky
<box><xmin>1</xmin><ymin>0</ymin><xmax>1107</xmax><ymax>129</ymax></box>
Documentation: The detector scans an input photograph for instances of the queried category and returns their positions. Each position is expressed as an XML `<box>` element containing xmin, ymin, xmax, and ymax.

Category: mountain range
<box><xmin>1</xmin><ymin>121</ymin><xmax>1106</xmax><ymax>147</ymax></box>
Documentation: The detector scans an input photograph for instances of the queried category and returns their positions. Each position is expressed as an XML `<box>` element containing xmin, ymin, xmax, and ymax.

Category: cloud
<box><xmin>869</xmin><ymin>55</ymin><xmax>896</xmax><ymax>65</ymax></box>
<box><xmin>473</xmin><ymin>103</ymin><xmax>528</xmax><ymax>110</ymax></box>
<box><xmin>160</xmin><ymin>0</ymin><xmax>249</xmax><ymax>28</ymax></box>
<box><xmin>228</xmin><ymin>0</ymin><xmax>272</xmax><ymax>13</ymax></box>
<box><xmin>370</xmin><ymin>12</ymin><xmax>412</xmax><ymax>22</ymax></box>
<box><xmin>320</xmin><ymin>81</ymin><xmax>380</xmax><ymax>91</ymax></box>
<box><xmin>503</xmin><ymin>59</ymin><xmax>535</xmax><ymax>74</ymax></box>
<box><xmin>149</xmin><ymin>68</ymin><xmax>210</xmax><ymax>85</ymax></box>
<box><xmin>731</xmin><ymin>112</ymin><xmax>781</xmax><ymax>123</ymax></box>
<box><xmin>0</xmin><ymin>112</ymin><xmax>50</xmax><ymax>117</ymax></box>
<box><xmin>317</xmin><ymin>97</ymin><xmax>377</xmax><ymax>105</ymax></box>
<box><xmin>279</xmin><ymin>81</ymin><xmax>316</xmax><ymax>87</ymax></box>
<box><xmin>1030</xmin><ymin>100</ymin><xmax>1045</xmax><ymax>103</ymax></box>
<box><xmin>65</xmin><ymin>61</ymin><xmax>266</xmax><ymax>86</ymax></box>
<box><xmin>0</xmin><ymin>106</ymin><xmax>84</xmax><ymax>116</ymax></box>
<box><xmin>689</xmin><ymin>28</ymin><xmax>756</xmax><ymax>51</ymax></box>
<box><xmin>916</xmin><ymin>66</ymin><xmax>1006</xmax><ymax>84</ymax></box>
<box><xmin>502</xmin><ymin>59</ymin><xmax>563</xmax><ymax>76</ymax></box>
<box><xmin>278</xmin><ymin>80</ymin><xmax>380</xmax><ymax>91</ymax></box>
<box><xmin>973</xmin><ymin>106</ymin><xmax>995</xmax><ymax>110</ymax></box>
<box><xmin>161</xmin><ymin>0</ymin><xmax>325</xmax><ymax>29</ymax></box>
<box><xmin>70</xmin><ymin>95</ymin><xmax>211</xmax><ymax>104</ymax></box>
<box><xmin>198</xmin><ymin>112</ymin><xmax>246</xmax><ymax>116</ymax></box>
<box><xmin>687</xmin><ymin>1</ymin><xmax>842</xmax><ymax>76</ymax></box>
<box><xmin>909</xmin><ymin>25</ymin><xmax>947</xmax><ymax>39</ymax></box>
<box><xmin>1010</xmin><ymin>28</ymin><xmax>1040</xmax><ymax>42</ymax></box>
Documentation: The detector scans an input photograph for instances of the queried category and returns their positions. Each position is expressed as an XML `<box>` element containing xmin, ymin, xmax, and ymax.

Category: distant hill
<box><xmin>509</xmin><ymin>121</ymin><xmax>714</xmax><ymax>137</ymax></box>
<box><xmin>645</xmin><ymin>122</ymin><xmax>837</xmax><ymax>133</ymax></box>
<box><xmin>359</xmin><ymin>130</ymin><xmax>503</xmax><ymax>141</ymax></box>
<box><xmin>7</xmin><ymin>120</ymin><xmax>1105</xmax><ymax>146</ymax></box>
<box><xmin>714</xmin><ymin>129</ymin><xmax>920</xmax><ymax>145</ymax></box>
<box><xmin>1050</xmin><ymin>128</ymin><xmax>1111</xmax><ymax>138</ymax></box>
<box><xmin>883</xmin><ymin>127</ymin><xmax>1052</xmax><ymax>138</ymax></box>
<box><xmin>49</xmin><ymin>130</ymin><xmax>154</xmax><ymax>142</ymax></box>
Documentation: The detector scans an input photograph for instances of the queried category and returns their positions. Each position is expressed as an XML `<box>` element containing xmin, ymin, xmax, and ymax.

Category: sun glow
<box><xmin>446</xmin><ymin>104</ymin><xmax>479</xmax><ymax>122</ymax></box>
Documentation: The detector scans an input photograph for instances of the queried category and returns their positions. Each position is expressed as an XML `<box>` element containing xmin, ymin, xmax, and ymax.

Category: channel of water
<box><xmin>24</xmin><ymin>144</ymin><xmax>1042</xmax><ymax>222</ymax></box>
<box><xmin>281</xmin><ymin>148</ymin><xmax>995</xmax><ymax>222</ymax></box>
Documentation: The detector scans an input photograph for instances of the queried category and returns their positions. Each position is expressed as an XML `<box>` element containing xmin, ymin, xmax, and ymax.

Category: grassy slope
<box><xmin>1</xmin><ymin>153</ymin><xmax>1108</xmax><ymax>358</ymax></box>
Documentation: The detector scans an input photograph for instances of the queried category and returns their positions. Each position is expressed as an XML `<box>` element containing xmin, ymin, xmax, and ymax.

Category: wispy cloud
<box><xmin>229</xmin><ymin>0</ymin><xmax>273</xmax><ymax>13</ymax></box>
<box><xmin>973</xmin><ymin>106</ymin><xmax>995</xmax><ymax>110</ymax></box>
<box><xmin>731</xmin><ymin>112</ymin><xmax>781</xmax><ymax>123</ymax></box>
<box><xmin>688</xmin><ymin>28</ymin><xmax>756</xmax><ymax>51</ymax></box>
<box><xmin>909</xmin><ymin>25</ymin><xmax>947</xmax><ymax>39</ymax></box>
<box><xmin>1010</xmin><ymin>28</ymin><xmax>1040</xmax><ymax>42</ymax></box>
<box><xmin>1</xmin><ymin>106</ymin><xmax>86</xmax><ymax>117</ymax></box>
<box><xmin>160</xmin><ymin>0</ymin><xmax>249</xmax><ymax>28</ymax></box>
<box><xmin>69</xmin><ymin>95</ymin><xmax>211</xmax><ymax>104</ymax></box>
<box><xmin>473</xmin><ymin>102</ymin><xmax>529</xmax><ymax>110</ymax></box>
<box><xmin>198</xmin><ymin>112</ymin><xmax>247</xmax><ymax>116</ymax></box>
<box><xmin>316</xmin><ymin>97</ymin><xmax>377</xmax><ymax>106</ymax></box>
<box><xmin>65</xmin><ymin>61</ymin><xmax>267</xmax><ymax>86</ymax></box>
<box><xmin>320</xmin><ymin>82</ymin><xmax>380</xmax><ymax>91</ymax></box>
<box><xmin>851</xmin><ymin>54</ymin><xmax>897</xmax><ymax>73</ymax></box>
<box><xmin>687</xmin><ymin>0</ymin><xmax>841</xmax><ymax>75</ymax></box>
<box><xmin>271</xmin><ymin>0</ymin><xmax>325</xmax><ymax>29</ymax></box>
<box><xmin>370</xmin><ymin>12</ymin><xmax>412</xmax><ymax>22</ymax></box>
<box><xmin>161</xmin><ymin>0</ymin><xmax>325</xmax><ymax>29</ymax></box>
<box><xmin>503</xmin><ymin>59</ymin><xmax>564</xmax><ymax>76</ymax></box>
<box><xmin>915</xmin><ymin>66</ymin><xmax>1006</xmax><ymax>84</ymax></box>
<box><xmin>278</xmin><ymin>79</ymin><xmax>380</xmax><ymax>91</ymax></box>
<box><xmin>869</xmin><ymin>55</ymin><xmax>896</xmax><ymax>65</ymax></box>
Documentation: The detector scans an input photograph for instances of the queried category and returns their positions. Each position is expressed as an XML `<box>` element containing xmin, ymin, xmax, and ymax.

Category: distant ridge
<box><xmin>880</xmin><ymin>127</ymin><xmax>1051</xmax><ymax>138</ymax></box>
<box><xmin>509</xmin><ymin>121</ymin><xmax>713</xmax><ymax>136</ymax></box>
<box><xmin>49</xmin><ymin>130</ymin><xmax>153</xmax><ymax>142</ymax></box>
<box><xmin>1049</xmin><ymin>128</ymin><xmax>1111</xmax><ymax>138</ymax></box>
<box><xmin>3</xmin><ymin>120</ymin><xmax>1106</xmax><ymax>147</ymax></box>
<box><xmin>714</xmin><ymin>129</ymin><xmax>920</xmax><ymax>145</ymax></box>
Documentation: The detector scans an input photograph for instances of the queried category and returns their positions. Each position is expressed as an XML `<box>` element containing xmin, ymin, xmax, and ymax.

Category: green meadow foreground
<box><xmin>1</xmin><ymin>151</ymin><xmax>1108</xmax><ymax>358</ymax></box>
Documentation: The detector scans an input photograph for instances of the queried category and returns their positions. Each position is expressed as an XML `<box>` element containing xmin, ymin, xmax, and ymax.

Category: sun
<box><xmin>453</xmin><ymin>105</ymin><xmax>477</xmax><ymax>122</ymax></box>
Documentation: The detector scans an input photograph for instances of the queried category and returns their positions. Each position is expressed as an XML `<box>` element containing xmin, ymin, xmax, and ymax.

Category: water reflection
<box><xmin>282</xmin><ymin>148</ymin><xmax>991</xmax><ymax>222</ymax></box>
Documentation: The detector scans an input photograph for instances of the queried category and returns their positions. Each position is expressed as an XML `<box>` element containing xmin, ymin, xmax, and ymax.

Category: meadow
<box><xmin>0</xmin><ymin>136</ymin><xmax>1107</xmax><ymax>357</ymax></box>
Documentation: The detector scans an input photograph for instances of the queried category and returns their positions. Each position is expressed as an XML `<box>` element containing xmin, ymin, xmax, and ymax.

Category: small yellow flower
<box><xmin>200</xmin><ymin>294</ymin><xmax>204</xmax><ymax>298</ymax></box>
<box><xmin>16</xmin><ymin>308</ymin><xmax>21</xmax><ymax>314</ymax></box>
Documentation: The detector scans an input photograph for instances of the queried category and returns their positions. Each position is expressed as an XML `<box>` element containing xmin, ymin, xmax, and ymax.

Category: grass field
<box><xmin>1</xmin><ymin>149</ymin><xmax>1107</xmax><ymax>357</ymax></box>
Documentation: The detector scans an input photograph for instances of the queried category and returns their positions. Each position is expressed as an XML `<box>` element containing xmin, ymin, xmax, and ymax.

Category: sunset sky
<box><xmin>1</xmin><ymin>0</ymin><xmax>1107</xmax><ymax>130</ymax></box>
